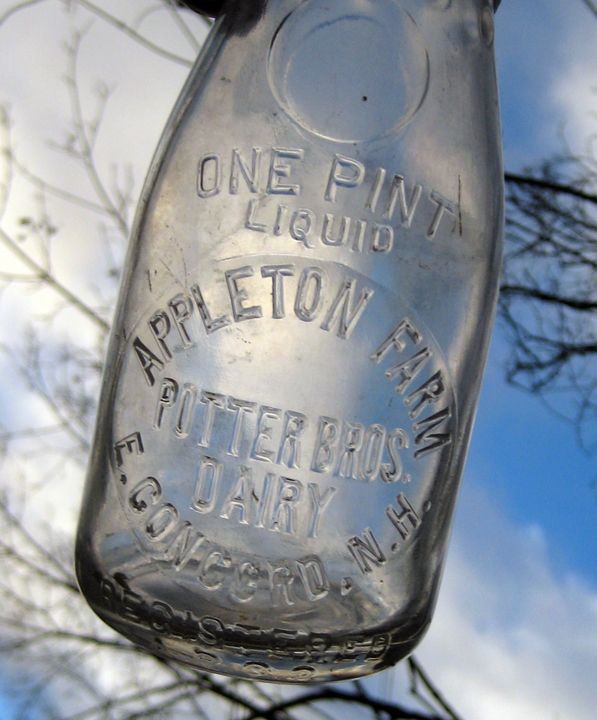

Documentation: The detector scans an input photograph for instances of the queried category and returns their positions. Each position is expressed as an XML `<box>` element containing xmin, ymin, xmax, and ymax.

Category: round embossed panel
<box><xmin>268</xmin><ymin>0</ymin><xmax>429</xmax><ymax>143</ymax></box>
<box><xmin>109</xmin><ymin>255</ymin><xmax>456</xmax><ymax>624</ymax></box>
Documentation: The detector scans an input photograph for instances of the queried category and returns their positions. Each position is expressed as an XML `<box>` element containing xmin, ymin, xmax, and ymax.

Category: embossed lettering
<box><xmin>129</xmin><ymin>476</ymin><xmax>161</xmax><ymax>513</ymax></box>
<box><xmin>191</xmin><ymin>283</ymin><xmax>231</xmax><ymax>334</ymax></box>
<box><xmin>351</xmin><ymin>219</ymin><xmax>367</xmax><ymax>252</ymax></box>
<box><xmin>384</xmin><ymin>175</ymin><xmax>422</xmax><ymax>226</ymax></box>
<box><xmin>380</xmin><ymin>428</ymin><xmax>409</xmax><ymax>483</ymax></box>
<box><xmin>294</xmin><ymin>266</ymin><xmax>324</xmax><ymax>321</ymax></box>
<box><xmin>307</xmin><ymin>483</ymin><xmax>336</xmax><ymax>539</ymax></box>
<box><xmin>289</xmin><ymin>208</ymin><xmax>315</xmax><ymax>247</ymax></box>
<box><xmin>165</xmin><ymin>522</ymin><xmax>206</xmax><ymax>571</ymax></box>
<box><xmin>322</xmin><ymin>213</ymin><xmax>351</xmax><ymax>246</ymax></box>
<box><xmin>192</xmin><ymin>456</ymin><xmax>222</xmax><ymax>513</ymax></box>
<box><xmin>370</xmin><ymin>223</ymin><xmax>394</xmax><ymax>253</ymax></box>
<box><xmin>230</xmin><ymin>147</ymin><xmax>261</xmax><ymax>194</ymax></box>
<box><xmin>273</xmin><ymin>204</ymin><xmax>287</xmax><ymax>235</ymax></box>
<box><xmin>133</xmin><ymin>336</ymin><xmax>164</xmax><ymax>386</ymax></box>
<box><xmin>325</xmin><ymin>154</ymin><xmax>365</xmax><ymax>202</ymax></box>
<box><xmin>245</xmin><ymin>198</ymin><xmax>268</xmax><ymax>232</ymax></box>
<box><xmin>193</xmin><ymin>147</ymin><xmax>461</xmax><ymax>248</ymax></box>
<box><xmin>261</xmin><ymin>264</ymin><xmax>294</xmax><ymax>319</ymax></box>
<box><xmin>254</xmin><ymin>472</ymin><xmax>274</xmax><ymax>528</ymax></box>
<box><xmin>269</xmin><ymin>563</ymin><xmax>295</xmax><ymax>606</ymax></box>
<box><xmin>267</xmin><ymin>147</ymin><xmax>304</xmax><ymax>195</ymax></box>
<box><xmin>427</xmin><ymin>190</ymin><xmax>456</xmax><ymax>238</ymax></box>
<box><xmin>405</xmin><ymin>370</ymin><xmax>446</xmax><ymax>419</ymax></box>
<box><xmin>225</xmin><ymin>266</ymin><xmax>263</xmax><ymax>322</ymax></box>
<box><xmin>335</xmin><ymin>423</ymin><xmax>364</xmax><ymax>480</ymax></box>
<box><xmin>311</xmin><ymin>417</ymin><xmax>339</xmax><ymax>473</ymax></box>
<box><xmin>189</xmin><ymin>461</ymin><xmax>336</xmax><ymax>540</ymax></box>
<box><xmin>320</xmin><ymin>278</ymin><xmax>374</xmax><ymax>339</ymax></box>
<box><xmin>269</xmin><ymin>477</ymin><xmax>302</xmax><ymax>535</ymax></box>
<box><xmin>154</xmin><ymin>378</ymin><xmax>179</xmax><ymax>430</ymax></box>
<box><xmin>168</xmin><ymin>293</ymin><xmax>194</xmax><ymax>348</ymax></box>
<box><xmin>372</xmin><ymin>317</ymin><xmax>454</xmax><ymax>458</ymax></box>
<box><xmin>386</xmin><ymin>493</ymin><xmax>421</xmax><ymax>540</ymax></box>
<box><xmin>114</xmin><ymin>431</ymin><xmax>144</xmax><ymax>467</ymax></box>
<box><xmin>231</xmin><ymin>561</ymin><xmax>260</xmax><ymax>602</ymax></box>
<box><xmin>386</xmin><ymin>347</ymin><xmax>432</xmax><ymax>393</ymax></box>
<box><xmin>199</xmin><ymin>550</ymin><xmax>231</xmax><ymax>590</ymax></box>
<box><xmin>151</xmin><ymin>382</ymin><xmax>416</xmax><ymax>484</ymax></box>
<box><xmin>197</xmin><ymin>153</ymin><xmax>221</xmax><ymax>198</ymax></box>
<box><xmin>220</xmin><ymin>466</ymin><xmax>252</xmax><ymax>525</ymax></box>
<box><xmin>199</xmin><ymin>391</ymin><xmax>226</xmax><ymax>447</ymax></box>
<box><xmin>146</xmin><ymin>503</ymin><xmax>178</xmax><ymax>542</ymax></box>
<box><xmin>276</xmin><ymin>410</ymin><xmax>306</xmax><ymax>469</ymax></box>
<box><xmin>358</xmin><ymin>424</ymin><xmax>386</xmax><ymax>482</ymax></box>
<box><xmin>413</xmin><ymin>407</ymin><xmax>452</xmax><ymax>458</ymax></box>
<box><xmin>365</xmin><ymin>167</ymin><xmax>386</xmax><ymax>213</ymax></box>
<box><xmin>370</xmin><ymin>317</ymin><xmax>422</xmax><ymax>364</ymax></box>
<box><xmin>251</xmin><ymin>406</ymin><xmax>281</xmax><ymax>462</ymax></box>
<box><xmin>227</xmin><ymin>397</ymin><xmax>257</xmax><ymax>457</ymax></box>
<box><xmin>296</xmin><ymin>556</ymin><xmax>328</xmax><ymax>601</ymax></box>
<box><xmin>175</xmin><ymin>384</ymin><xmax>197</xmax><ymax>438</ymax></box>
<box><xmin>148</xmin><ymin>310</ymin><xmax>172</xmax><ymax>360</ymax></box>
<box><xmin>348</xmin><ymin>529</ymin><xmax>386</xmax><ymax>574</ymax></box>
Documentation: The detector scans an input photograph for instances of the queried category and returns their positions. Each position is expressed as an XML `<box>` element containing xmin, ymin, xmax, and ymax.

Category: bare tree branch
<box><xmin>505</xmin><ymin>170</ymin><xmax>597</xmax><ymax>205</ymax></box>
<box><xmin>500</xmin><ymin>151</ymin><xmax>597</xmax><ymax>450</ymax></box>
<box><xmin>0</xmin><ymin>0</ymin><xmax>47</xmax><ymax>27</ymax></box>
<box><xmin>500</xmin><ymin>284</ymin><xmax>597</xmax><ymax>312</ymax></box>
<box><xmin>0</xmin><ymin>228</ymin><xmax>109</xmax><ymax>331</ymax></box>
<box><xmin>407</xmin><ymin>658</ymin><xmax>463</xmax><ymax>720</ymax></box>
<box><xmin>239</xmin><ymin>685</ymin><xmax>447</xmax><ymax>720</ymax></box>
<box><xmin>74</xmin><ymin>0</ymin><xmax>194</xmax><ymax>67</ymax></box>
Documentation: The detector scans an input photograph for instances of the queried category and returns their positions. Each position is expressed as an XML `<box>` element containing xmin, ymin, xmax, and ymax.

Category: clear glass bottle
<box><xmin>76</xmin><ymin>0</ymin><xmax>503</xmax><ymax>682</ymax></box>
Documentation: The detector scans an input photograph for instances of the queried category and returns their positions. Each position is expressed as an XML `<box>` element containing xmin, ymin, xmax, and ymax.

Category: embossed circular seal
<box><xmin>110</xmin><ymin>255</ymin><xmax>456</xmax><ymax>616</ymax></box>
<box><xmin>267</xmin><ymin>0</ymin><xmax>429</xmax><ymax>143</ymax></box>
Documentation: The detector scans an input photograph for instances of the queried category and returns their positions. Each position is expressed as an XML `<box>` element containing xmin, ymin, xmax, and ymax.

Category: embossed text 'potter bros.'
<box><xmin>196</xmin><ymin>147</ymin><xmax>458</xmax><ymax>250</ymax></box>
<box><xmin>131</xmin><ymin>307</ymin><xmax>452</xmax><ymax>464</ymax></box>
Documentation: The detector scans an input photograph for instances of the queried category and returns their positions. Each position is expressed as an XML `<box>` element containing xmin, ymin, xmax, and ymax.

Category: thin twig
<box><xmin>408</xmin><ymin>657</ymin><xmax>464</xmax><ymax>720</ymax></box>
<box><xmin>74</xmin><ymin>0</ymin><xmax>194</xmax><ymax>67</ymax></box>
<box><xmin>505</xmin><ymin>171</ymin><xmax>597</xmax><ymax>205</ymax></box>
<box><xmin>500</xmin><ymin>284</ymin><xmax>597</xmax><ymax>312</ymax></box>
<box><xmin>0</xmin><ymin>0</ymin><xmax>48</xmax><ymax>27</ymax></box>
<box><xmin>240</xmin><ymin>685</ymin><xmax>444</xmax><ymax>720</ymax></box>
<box><xmin>0</xmin><ymin>499</ymin><xmax>77</xmax><ymax>585</ymax></box>
<box><xmin>0</xmin><ymin>228</ymin><xmax>109</xmax><ymax>331</ymax></box>
<box><xmin>64</xmin><ymin>32</ymin><xmax>130</xmax><ymax>240</ymax></box>
<box><xmin>163</xmin><ymin>0</ymin><xmax>202</xmax><ymax>52</ymax></box>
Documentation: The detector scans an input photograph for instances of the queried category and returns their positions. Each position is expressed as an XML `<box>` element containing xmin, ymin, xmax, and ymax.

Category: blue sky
<box><xmin>0</xmin><ymin>1</ymin><xmax>595</xmax><ymax>718</ymax></box>
<box><xmin>496</xmin><ymin>0</ymin><xmax>597</xmax><ymax>164</ymax></box>
<box><xmin>409</xmin><ymin>3</ymin><xmax>597</xmax><ymax>716</ymax></box>
<box><xmin>482</xmin><ymin>0</ymin><xmax>597</xmax><ymax>584</ymax></box>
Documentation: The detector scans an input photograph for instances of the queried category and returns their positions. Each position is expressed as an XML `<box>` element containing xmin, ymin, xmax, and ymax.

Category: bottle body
<box><xmin>76</xmin><ymin>0</ymin><xmax>503</xmax><ymax>682</ymax></box>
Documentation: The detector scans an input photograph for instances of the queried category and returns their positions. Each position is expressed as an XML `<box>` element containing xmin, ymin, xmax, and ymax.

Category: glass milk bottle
<box><xmin>76</xmin><ymin>0</ymin><xmax>503</xmax><ymax>682</ymax></box>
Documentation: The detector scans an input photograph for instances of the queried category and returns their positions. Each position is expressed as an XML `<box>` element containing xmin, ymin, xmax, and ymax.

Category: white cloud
<box><xmin>417</xmin><ymin>484</ymin><xmax>597</xmax><ymax>720</ymax></box>
<box><xmin>546</xmin><ymin>1</ymin><xmax>597</xmax><ymax>153</ymax></box>
<box><xmin>552</xmin><ymin>63</ymin><xmax>597</xmax><ymax>154</ymax></box>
